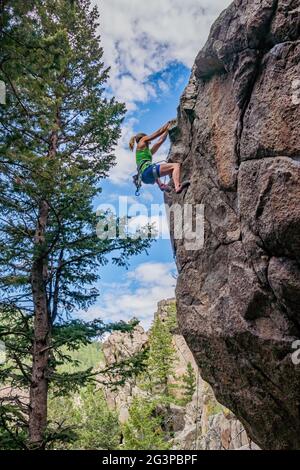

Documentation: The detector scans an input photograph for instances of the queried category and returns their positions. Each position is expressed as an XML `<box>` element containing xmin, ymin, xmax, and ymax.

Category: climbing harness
<box><xmin>133</xmin><ymin>159</ymin><xmax>167</xmax><ymax>197</ymax></box>
<box><xmin>152</xmin><ymin>164</ymin><xmax>159</xmax><ymax>181</ymax></box>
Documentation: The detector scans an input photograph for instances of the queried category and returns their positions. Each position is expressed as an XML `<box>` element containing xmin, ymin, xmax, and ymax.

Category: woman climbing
<box><xmin>129</xmin><ymin>121</ymin><xmax>189</xmax><ymax>194</ymax></box>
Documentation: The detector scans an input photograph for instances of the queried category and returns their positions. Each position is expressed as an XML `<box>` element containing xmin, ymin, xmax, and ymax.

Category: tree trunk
<box><xmin>28</xmin><ymin>113</ymin><xmax>59</xmax><ymax>448</ymax></box>
<box><xmin>29</xmin><ymin>109</ymin><xmax>61</xmax><ymax>449</ymax></box>
<box><xmin>28</xmin><ymin>200</ymin><xmax>50</xmax><ymax>449</ymax></box>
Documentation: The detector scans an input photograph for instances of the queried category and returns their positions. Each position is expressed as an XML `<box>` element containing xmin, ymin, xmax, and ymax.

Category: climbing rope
<box><xmin>171</xmin><ymin>338</ymin><xmax>201</xmax><ymax>450</ymax></box>
<box><xmin>226</xmin><ymin>427</ymin><xmax>252</xmax><ymax>450</ymax></box>
<box><xmin>194</xmin><ymin>368</ymin><xmax>201</xmax><ymax>450</ymax></box>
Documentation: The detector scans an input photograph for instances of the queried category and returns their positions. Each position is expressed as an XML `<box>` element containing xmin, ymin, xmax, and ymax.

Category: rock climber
<box><xmin>129</xmin><ymin>121</ymin><xmax>189</xmax><ymax>195</ymax></box>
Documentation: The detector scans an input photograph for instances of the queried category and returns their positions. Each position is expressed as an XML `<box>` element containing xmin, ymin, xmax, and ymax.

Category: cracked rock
<box><xmin>165</xmin><ymin>0</ymin><xmax>300</xmax><ymax>450</ymax></box>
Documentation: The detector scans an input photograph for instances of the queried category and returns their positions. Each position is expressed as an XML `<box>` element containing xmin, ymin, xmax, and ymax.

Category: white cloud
<box><xmin>140</xmin><ymin>190</ymin><xmax>154</xmax><ymax>203</ymax></box>
<box><xmin>106</xmin><ymin>193</ymin><xmax>137</xmax><ymax>205</ymax></box>
<box><xmin>109</xmin><ymin>120</ymin><xmax>136</xmax><ymax>184</ymax></box>
<box><xmin>94</xmin><ymin>0</ymin><xmax>231</xmax><ymax>110</ymax></box>
<box><xmin>92</xmin><ymin>0</ymin><xmax>231</xmax><ymax>186</ymax></box>
<box><xmin>80</xmin><ymin>262</ymin><xmax>176</xmax><ymax>329</ymax></box>
<box><xmin>128</xmin><ymin>213</ymin><xmax>170</xmax><ymax>240</ymax></box>
<box><xmin>128</xmin><ymin>262</ymin><xmax>175</xmax><ymax>285</ymax></box>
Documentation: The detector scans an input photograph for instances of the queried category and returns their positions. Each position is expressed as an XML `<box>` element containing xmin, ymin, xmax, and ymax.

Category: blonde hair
<box><xmin>129</xmin><ymin>136</ymin><xmax>136</xmax><ymax>152</ymax></box>
<box><xmin>129</xmin><ymin>133</ymin><xmax>147</xmax><ymax>151</ymax></box>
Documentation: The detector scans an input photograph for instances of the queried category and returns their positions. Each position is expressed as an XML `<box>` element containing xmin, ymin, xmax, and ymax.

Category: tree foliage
<box><xmin>182</xmin><ymin>362</ymin><xmax>197</xmax><ymax>405</ymax></box>
<box><xmin>142</xmin><ymin>316</ymin><xmax>176</xmax><ymax>397</ymax></box>
<box><xmin>0</xmin><ymin>0</ymin><xmax>152</xmax><ymax>449</ymax></box>
<box><xmin>48</xmin><ymin>385</ymin><xmax>121</xmax><ymax>450</ymax></box>
<box><xmin>122</xmin><ymin>397</ymin><xmax>171</xmax><ymax>451</ymax></box>
<box><xmin>0</xmin><ymin>307</ymin><xmax>139</xmax><ymax>448</ymax></box>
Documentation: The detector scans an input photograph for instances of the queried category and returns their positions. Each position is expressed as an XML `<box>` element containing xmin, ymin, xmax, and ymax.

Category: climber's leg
<box><xmin>159</xmin><ymin>163</ymin><xmax>181</xmax><ymax>192</ymax></box>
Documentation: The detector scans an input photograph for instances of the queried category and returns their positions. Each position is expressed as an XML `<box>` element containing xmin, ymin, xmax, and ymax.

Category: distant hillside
<box><xmin>58</xmin><ymin>342</ymin><xmax>103</xmax><ymax>374</ymax></box>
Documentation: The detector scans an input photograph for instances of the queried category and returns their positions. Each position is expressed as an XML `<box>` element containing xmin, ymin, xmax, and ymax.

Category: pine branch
<box><xmin>0</xmin><ymin>65</ymin><xmax>30</xmax><ymax>116</ymax></box>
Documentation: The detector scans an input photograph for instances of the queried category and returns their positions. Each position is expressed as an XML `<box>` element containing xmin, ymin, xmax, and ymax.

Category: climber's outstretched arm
<box><xmin>151</xmin><ymin>131</ymin><xmax>168</xmax><ymax>155</ymax></box>
<box><xmin>141</xmin><ymin>121</ymin><xmax>170</xmax><ymax>144</ymax></box>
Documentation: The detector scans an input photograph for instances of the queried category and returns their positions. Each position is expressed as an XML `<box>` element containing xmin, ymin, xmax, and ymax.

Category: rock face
<box><xmin>100</xmin><ymin>300</ymin><xmax>254</xmax><ymax>450</ymax></box>
<box><xmin>173</xmin><ymin>380</ymin><xmax>255</xmax><ymax>450</ymax></box>
<box><xmin>165</xmin><ymin>0</ymin><xmax>300</xmax><ymax>450</ymax></box>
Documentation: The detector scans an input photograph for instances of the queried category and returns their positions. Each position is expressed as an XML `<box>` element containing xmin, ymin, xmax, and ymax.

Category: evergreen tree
<box><xmin>57</xmin><ymin>342</ymin><xmax>103</xmax><ymax>374</ymax></box>
<box><xmin>48</xmin><ymin>385</ymin><xmax>121</xmax><ymax>450</ymax></box>
<box><xmin>122</xmin><ymin>397</ymin><xmax>171</xmax><ymax>451</ymax></box>
<box><xmin>0</xmin><ymin>307</ymin><xmax>139</xmax><ymax>449</ymax></box>
<box><xmin>142</xmin><ymin>317</ymin><xmax>177</xmax><ymax>397</ymax></box>
<box><xmin>181</xmin><ymin>362</ymin><xmax>196</xmax><ymax>405</ymax></box>
<box><xmin>0</xmin><ymin>0</ymin><xmax>152</xmax><ymax>449</ymax></box>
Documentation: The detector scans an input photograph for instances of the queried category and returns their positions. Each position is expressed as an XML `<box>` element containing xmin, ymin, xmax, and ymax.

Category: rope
<box><xmin>173</xmin><ymin>335</ymin><xmax>250</xmax><ymax>450</ymax></box>
<box><xmin>226</xmin><ymin>427</ymin><xmax>245</xmax><ymax>450</ymax></box>
<box><xmin>170</xmin><ymin>335</ymin><xmax>202</xmax><ymax>450</ymax></box>
<box><xmin>194</xmin><ymin>368</ymin><xmax>201</xmax><ymax>450</ymax></box>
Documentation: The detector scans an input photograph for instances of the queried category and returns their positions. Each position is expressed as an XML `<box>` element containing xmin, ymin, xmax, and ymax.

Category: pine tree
<box><xmin>0</xmin><ymin>0</ymin><xmax>152</xmax><ymax>449</ymax></box>
<box><xmin>143</xmin><ymin>317</ymin><xmax>177</xmax><ymax>398</ymax></box>
<box><xmin>0</xmin><ymin>306</ymin><xmax>141</xmax><ymax>449</ymax></box>
<box><xmin>182</xmin><ymin>362</ymin><xmax>196</xmax><ymax>405</ymax></box>
<box><xmin>48</xmin><ymin>385</ymin><xmax>121</xmax><ymax>450</ymax></box>
<box><xmin>122</xmin><ymin>397</ymin><xmax>171</xmax><ymax>451</ymax></box>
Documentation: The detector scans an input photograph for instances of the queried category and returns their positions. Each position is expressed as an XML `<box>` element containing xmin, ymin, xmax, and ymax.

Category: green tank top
<box><xmin>136</xmin><ymin>147</ymin><xmax>152</xmax><ymax>172</ymax></box>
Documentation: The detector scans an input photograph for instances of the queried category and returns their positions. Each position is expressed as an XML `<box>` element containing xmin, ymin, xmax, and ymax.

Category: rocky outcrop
<box><xmin>100</xmin><ymin>300</ymin><xmax>253</xmax><ymax>450</ymax></box>
<box><xmin>100</xmin><ymin>325</ymin><xmax>148</xmax><ymax>423</ymax></box>
<box><xmin>100</xmin><ymin>300</ymin><xmax>199</xmax><ymax>424</ymax></box>
<box><xmin>165</xmin><ymin>0</ymin><xmax>300</xmax><ymax>450</ymax></box>
<box><xmin>173</xmin><ymin>380</ymin><xmax>255</xmax><ymax>450</ymax></box>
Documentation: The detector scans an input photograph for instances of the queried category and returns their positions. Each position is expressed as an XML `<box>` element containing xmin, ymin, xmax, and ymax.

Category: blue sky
<box><xmin>80</xmin><ymin>0</ymin><xmax>231</xmax><ymax>329</ymax></box>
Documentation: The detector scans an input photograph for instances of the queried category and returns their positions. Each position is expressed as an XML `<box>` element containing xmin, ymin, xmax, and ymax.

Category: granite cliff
<box><xmin>165</xmin><ymin>0</ymin><xmax>300</xmax><ymax>449</ymax></box>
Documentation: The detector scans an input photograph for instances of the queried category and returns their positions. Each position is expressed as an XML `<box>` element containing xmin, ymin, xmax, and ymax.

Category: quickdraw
<box><xmin>133</xmin><ymin>172</ymin><xmax>142</xmax><ymax>197</ymax></box>
<box><xmin>133</xmin><ymin>159</ymin><xmax>149</xmax><ymax>197</ymax></box>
